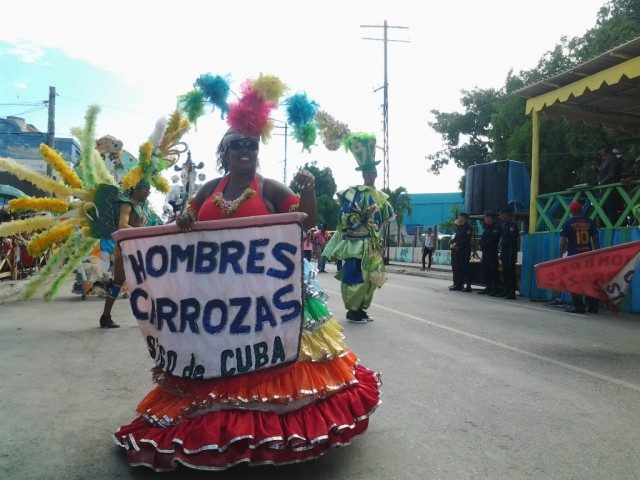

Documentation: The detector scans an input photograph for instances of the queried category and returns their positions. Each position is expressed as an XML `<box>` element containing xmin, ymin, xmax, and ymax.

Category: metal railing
<box><xmin>535</xmin><ymin>180</ymin><xmax>640</xmax><ymax>232</ymax></box>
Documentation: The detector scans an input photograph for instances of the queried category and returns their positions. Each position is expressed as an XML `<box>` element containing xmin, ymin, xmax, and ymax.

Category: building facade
<box><xmin>0</xmin><ymin>116</ymin><xmax>81</xmax><ymax>196</ymax></box>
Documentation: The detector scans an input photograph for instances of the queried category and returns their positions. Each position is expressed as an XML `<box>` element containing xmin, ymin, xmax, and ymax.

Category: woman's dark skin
<box><xmin>176</xmin><ymin>137</ymin><xmax>316</xmax><ymax>230</ymax></box>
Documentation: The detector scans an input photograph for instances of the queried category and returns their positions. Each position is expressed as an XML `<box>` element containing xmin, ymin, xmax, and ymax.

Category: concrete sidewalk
<box><xmin>386</xmin><ymin>260</ymin><xmax>453</xmax><ymax>281</ymax></box>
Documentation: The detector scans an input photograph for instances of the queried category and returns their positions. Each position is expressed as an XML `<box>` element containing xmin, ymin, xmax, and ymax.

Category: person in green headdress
<box><xmin>99</xmin><ymin>180</ymin><xmax>160</xmax><ymax>328</ymax></box>
<box><xmin>322</xmin><ymin>133</ymin><xmax>394</xmax><ymax>324</ymax></box>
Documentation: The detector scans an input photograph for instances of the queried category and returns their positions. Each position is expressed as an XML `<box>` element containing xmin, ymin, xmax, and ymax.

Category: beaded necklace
<box><xmin>211</xmin><ymin>188</ymin><xmax>256</xmax><ymax>216</ymax></box>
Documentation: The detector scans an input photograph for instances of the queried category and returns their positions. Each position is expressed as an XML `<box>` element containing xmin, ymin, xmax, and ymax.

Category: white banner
<box><xmin>114</xmin><ymin>214</ymin><xmax>304</xmax><ymax>380</ymax></box>
<box><xmin>604</xmin><ymin>251</ymin><xmax>640</xmax><ymax>305</ymax></box>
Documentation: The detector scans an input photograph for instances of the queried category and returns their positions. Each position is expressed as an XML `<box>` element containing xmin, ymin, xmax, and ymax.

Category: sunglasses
<box><xmin>228</xmin><ymin>138</ymin><xmax>259</xmax><ymax>151</ymax></box>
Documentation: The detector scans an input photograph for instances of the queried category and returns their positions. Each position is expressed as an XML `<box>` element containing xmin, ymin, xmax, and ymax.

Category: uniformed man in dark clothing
<box><xmin>478</xmin><ymin>211</ymin><xmax>501</xmax><ymax>296</ymax></box>
<box><xmin>498</xmin><ymin>206</ymin><xmax>519</xmax><ymax>300</ymax></box>
<box><xmin>449</xmin><ymin>212</ymin><xmax>473</xmax><ymax>292</ymax></box>
<box><xmin>449</xmin><ymin>219</ymin><xmax>461</xmax><ymax>289</ymax></box>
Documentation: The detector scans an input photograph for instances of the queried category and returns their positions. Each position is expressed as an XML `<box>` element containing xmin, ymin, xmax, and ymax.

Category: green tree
<box><xmin>382</xmin><ymin>186</ymin><xmax>413</xmax><ymax>245</ymax></box>
<box><xmin>427</xmin><ymin>0</ymin><xmax>640</xmax><ymax>195</ymax></box>
<box><xmin>290</xmin><ymin>162</ymin><xmax>340</xmax><ymax>229</ymax></box>
<box><xmin>427</xmin><ymin>88</ymin><xmax>501</xmax><ymax>190</ymax></box>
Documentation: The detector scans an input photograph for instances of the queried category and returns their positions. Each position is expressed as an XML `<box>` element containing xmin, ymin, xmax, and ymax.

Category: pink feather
<box><xmin>227</xmin><ymin>88</ymin><xmax>275</xmax><ymax>138</ymax></box>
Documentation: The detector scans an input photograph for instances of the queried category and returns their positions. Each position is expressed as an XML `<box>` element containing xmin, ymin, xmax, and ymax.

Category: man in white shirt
<box><xmin>421</xmin><ymin>227</ymin><xmax>436</xmax><ymax>269</ymax></box>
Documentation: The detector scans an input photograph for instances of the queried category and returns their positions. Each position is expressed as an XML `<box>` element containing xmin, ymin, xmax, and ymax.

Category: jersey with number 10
<box><xmin>560</xmin><ymin>216</ymin><xmax>598</xmax><ymax>256</ymax></box>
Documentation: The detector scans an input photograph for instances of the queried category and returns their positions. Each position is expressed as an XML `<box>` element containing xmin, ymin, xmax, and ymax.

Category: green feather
<box><xmin>21</xmin><ymin>233</ymin><xmax>80</xmax><ymax>300</ymax></box>
<box><xmin>44</xmin><ymin>237</ymin><xmax>98</xmax><ymax>301</ymax></box>
<box><xmin>93</xmin><ymin>152</ymin><xmax>116</xmax><ymax>186</ymax></box>
<box><xmin>342</xmin><ymin>132</ymin><xmax>376</xmax><ymax>151</ymax></box>
<box><xmin>294</xmin><ymin>123</ymin><xmax>317</xmax><ymax>152</ymax></box>
<box><xmin>178</xmin><ymin>90</ymin><xmax>205</xmax><ymax>123</ymax></box>
<box><xmin>79</xmin><ymin>105</ymin><xmax>101</xmax><ymax>188</ymax></box>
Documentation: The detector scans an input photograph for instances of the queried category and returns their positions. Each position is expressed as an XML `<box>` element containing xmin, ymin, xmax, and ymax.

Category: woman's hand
<box><xmin>293</xmin><ymin>169</ymin><xmax>315</xmax><ymax>192</ymax></box>
<box><xmin>176</xmin><ymin>210</ymin><xmax>196</xmax><ymax>231</ymax></box>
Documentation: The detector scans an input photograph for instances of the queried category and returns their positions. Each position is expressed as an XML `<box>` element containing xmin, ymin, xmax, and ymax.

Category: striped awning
<box><xmin>515</xmin><ymin>37</ymin><xmax>640</xmax><ymax>131</ymax></box>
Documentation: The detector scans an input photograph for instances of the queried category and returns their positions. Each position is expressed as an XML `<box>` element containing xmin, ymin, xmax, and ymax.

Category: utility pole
<box><xmin>272</xmin><ymin>121</ymin><xmax>289</xmax><ymax>184</ymax></box>
<box><xmin>283</xmin><ymin>123</ymin><xmax>288</xmax><ymax>184</ymax></box>
<box><xmin>362</xmin><ymin>21</ymin><xmax>409</xmax><ymax>264</ymax></box>
<box><xmin>361</xmin><ymin>20</ymin><xmax>409</xmax><ymax>191</ymax></box>
<box><xmin>46</xmin><ymin>86</ymin><xmax>56</xmax><ymax>177</ymax></box>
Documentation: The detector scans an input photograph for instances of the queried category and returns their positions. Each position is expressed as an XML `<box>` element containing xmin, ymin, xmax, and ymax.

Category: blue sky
<box><xmin>0</xmin><ymin>42</ymin><xmax>153</xmax><ymax>142</ymax></box>
<box><xmin>1</xmin><ymin>0</ymin><xmax>607</xmax><ymax>200</ymax></box>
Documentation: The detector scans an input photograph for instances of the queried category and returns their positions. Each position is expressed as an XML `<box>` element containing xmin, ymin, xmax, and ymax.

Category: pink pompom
<box><xmin>227</xmin><ymin>88</ymin><xmax>275</xmax><ymax>138</ymax></box>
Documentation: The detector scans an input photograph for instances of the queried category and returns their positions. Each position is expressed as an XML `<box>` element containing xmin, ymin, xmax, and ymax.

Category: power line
<box><xmin>0</xmin><ymin>101</ymin><xmax>47</xmax><ymax>108</ymax></box>
<box><xmin>57</xmin><ymin>94</ymin><xmax>153</xmax><ymax>117</ymax></box>
<box><xmin>3</xmin><ymin>105</ymin><xmax>47</xmax><ymax>118</ymax></box>
<box><xmin>361</xmin><ymin>21</ymin><xmax>410</xmax><ymax>192</ymax></box>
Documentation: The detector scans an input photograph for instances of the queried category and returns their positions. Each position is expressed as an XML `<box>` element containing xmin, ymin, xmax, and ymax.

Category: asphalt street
<box><xmin>1</xmin><ymin>265</ymin><xmax>640</xmax><ymax>479</ymax></box>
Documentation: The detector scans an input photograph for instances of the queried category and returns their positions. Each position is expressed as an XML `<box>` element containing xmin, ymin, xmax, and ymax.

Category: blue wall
<box><xmin>406</xmin><ymin>192</ymin><xmax>463</xmax><ymax>229</ymax></box>
<box><xmin>520</xmin><ymin>227</ymin><xmax>640</xmax><ymax>313</ymax></box>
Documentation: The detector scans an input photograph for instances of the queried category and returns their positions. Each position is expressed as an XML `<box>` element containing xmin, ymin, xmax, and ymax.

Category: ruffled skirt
<box><xmin>113</xmin><ymin>262</ymin><xmax>381</xmax><ymax>471</ymax></box>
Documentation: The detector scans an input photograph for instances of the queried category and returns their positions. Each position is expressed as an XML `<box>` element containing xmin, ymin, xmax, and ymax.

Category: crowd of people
<box><xmin>592</xmin><ymin>146</ymin><xmax>640</xmax><ymax>226</ymax></box>
<box><xmin>0</xmin><ymin>211</ymin><xmax>39</xmax><ymax>278</ymax></box>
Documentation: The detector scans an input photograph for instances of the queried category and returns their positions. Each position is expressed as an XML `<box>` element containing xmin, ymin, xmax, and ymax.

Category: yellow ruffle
<box><xmin>299</xmin><ymin>317</ymin><xmax>347</xmax><ymax>361</ymax></box>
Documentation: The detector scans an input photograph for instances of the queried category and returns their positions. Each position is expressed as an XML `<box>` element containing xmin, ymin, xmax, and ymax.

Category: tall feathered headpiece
<box><xmin>120</xmin><ymin>109</ymin><xmax>191</xmax><ymax>194</ymax></box>
<box><xmin>0</xmin><ymin>106</ymin><xmax>190</xmax><ymax>300</ymax></box>
<box><xmin>179</xmin><ymin>73</ymin><xmax>327</xmax><ymax>152</ymax></box>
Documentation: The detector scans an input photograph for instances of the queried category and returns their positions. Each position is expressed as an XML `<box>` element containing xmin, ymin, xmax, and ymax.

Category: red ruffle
<box><xmin>114</xmin><ymin>365</ymin><xmax>380</xmax><ymax>471</ymax></box>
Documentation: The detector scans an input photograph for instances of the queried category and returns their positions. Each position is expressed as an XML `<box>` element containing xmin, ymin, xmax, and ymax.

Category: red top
<box><xmin>194</xmin><ymin>175</ymin><xmax>299</xmax><ymax>221</ymax></box>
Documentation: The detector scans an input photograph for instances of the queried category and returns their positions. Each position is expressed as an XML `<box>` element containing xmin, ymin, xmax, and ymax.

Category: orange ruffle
<box><xmin>138</xmin><ymin>351</ymin><xmax>359</xmax><ymax>424</ymax></box>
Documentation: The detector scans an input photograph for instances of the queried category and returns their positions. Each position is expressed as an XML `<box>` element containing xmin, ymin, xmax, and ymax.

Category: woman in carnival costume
<box><xmin>0</xmin><ymin>106</ymin><xmax>187</xmax><ymax>302</ymax></box>
<box><xmin>112</xmin><ymin>74</ymin><xmax>381</xmax><ymax>471</ymax></box>
<box><xmin>322</xmin><ymin>133</ymin><xmax>395</xmax><ymax>324</ymax></box>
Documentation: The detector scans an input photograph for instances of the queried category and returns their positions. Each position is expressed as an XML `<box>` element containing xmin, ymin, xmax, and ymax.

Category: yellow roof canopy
<box><xmin>516</xmin><ymin>37</ymin><xmax>640</xmax><ymax>131</ymax></box>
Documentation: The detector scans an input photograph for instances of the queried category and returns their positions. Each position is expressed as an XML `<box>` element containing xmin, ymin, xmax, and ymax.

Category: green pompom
<box><xmin>294</xmin><ymin>123</ymin><xmax>317</xmax><ymax>152</ymax></box>
<box><xmin>178</xmin><ymin>90</ymin><xmax>205</xmax><ymax>123</ymax></box>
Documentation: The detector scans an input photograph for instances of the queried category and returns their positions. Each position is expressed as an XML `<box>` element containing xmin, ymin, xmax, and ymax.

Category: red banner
<box><xmin>535</xmin><ymin>241</ymin><xmax>640</xmax><ymax>305</ymax></box>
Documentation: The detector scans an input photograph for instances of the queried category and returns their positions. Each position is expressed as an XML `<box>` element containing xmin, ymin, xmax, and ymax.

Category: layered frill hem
<box><xmin>143</xmin><ymin>352</ymin><xmax>360</xmax><ymax>424</ymax></box>
<box><xmin>300</xmin><ymin>317</ymin><xmax>346</xmax><ymax>361</ymax></box>
<box><xmin>114</xmin><ymin>365</ymin><xmax>381</xmax><ymax>471</ymax></box>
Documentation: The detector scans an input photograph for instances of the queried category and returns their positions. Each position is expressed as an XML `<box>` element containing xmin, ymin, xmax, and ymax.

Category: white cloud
<box><xmin>15</xmin><ymin>81</ymin><xmax>27</xmax><ymax>90</ymax></box>
<box><xmin>8</xmin><ymin>42</ymin><xmax>44</xmax><ymax>63</ymax></box>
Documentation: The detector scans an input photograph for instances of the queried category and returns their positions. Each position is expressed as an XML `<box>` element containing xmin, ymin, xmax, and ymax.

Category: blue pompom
<box><xmin>285</xmin><ymin>93</ymin><xmax>318</xmax><ymax>129</ymax></box>
<box><xmin>195</xmin><ymin>74</ymin><xmax>231</xmax><ymax>118</ymax></box>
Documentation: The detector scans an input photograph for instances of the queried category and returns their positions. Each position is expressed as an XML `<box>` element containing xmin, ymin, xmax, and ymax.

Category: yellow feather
<box><xmin>122</xmin><ymin>166</ymin><xmax>144</xmax><ymax>189</ymax></box>
<box><xmin>261</xmin><ymin>120</ymin><xmax>275</xmax><ymax>143</ymax></box>
<box><xmin>139</xmin><ymin>141</ymin><xmax>154</xmax><ymax>168</ymax></box>
<box><xmin>0</xmin><ymin>157</ymin><xmax>74</xmax><ymax>197</ymax></box>
<box><xmin>159</xmin><ymin>110</ymin><xmax>190</xmax><ymax>157</ymax></box>
<box><xmin>160</xmin><ymin>110</ymin><xmax>182</xmax><ymax>154</ymax></box>
<box><xmin>0</xmin><ymin>216</ymin><xmax>57</xmax><ymax>237</ymax></box>
<box><xmin>251</xmin><ymin>74</ymin><xmax>287</xmax><ymax>103</ymax></box>
<box><xmin>28</xmin><ymin>221</ymin><xmax>77</xmax><ymax>257</ymax></box>
<box><xmin>39</xmin><ymin>144</ymin><xmax>83</xmax><ymax>188</ymax></box>
<box><xmin>152</xmin><ymin>173</ymin><xmax>170</xmax><ymax>194</ymax></box>
<box><xmin>8</xmin><ymin>197</ymin><xmax>69</xmax><ymax>213</ymax></box>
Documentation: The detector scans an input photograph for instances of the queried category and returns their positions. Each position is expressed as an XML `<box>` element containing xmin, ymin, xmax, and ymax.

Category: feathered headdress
<box><xmin>120</xmin><ymin>109</ymin><xmax>191</xmax><ymax>194</ymax></box>
<box><xmin>179</xmin><ymin>74</ymin><xmax>231</xmax><ymax>123</ymax></box>
<box><xmin>226</xmin><ymin>75</ymin><xmax>288</xmax><ymax>142</ymax></box>
<box><xmin>284</xmin><ymin>93</ymin><xmax>319</xmax><ymax>152</ymax></box>
<box><xmin>316</xmin><ymin>110</ymin><xmax>351</xmax><ymax>151</ymax></box>
<box><xmin>343</xmin><ymin>132</ymin><xmax>380</xmax><ymax>173</ymax></box>
<box><xmin>0</xmin><ymin>106</ymin><xmax>190</xmax><ymax>300</ymax></box>
<box><xmin>179</xmin><ymin>73</ymin><xmax>327</xmax><ymax>152</ymax></box>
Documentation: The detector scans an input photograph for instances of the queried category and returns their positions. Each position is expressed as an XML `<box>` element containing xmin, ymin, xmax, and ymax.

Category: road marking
<box><xmin>325</xmin><ymin>288</ymin><xmax>640</xmax><ymax>393</ymax></box>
